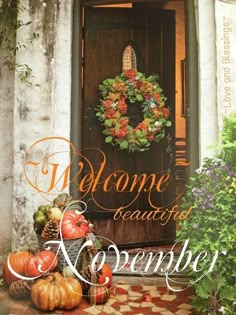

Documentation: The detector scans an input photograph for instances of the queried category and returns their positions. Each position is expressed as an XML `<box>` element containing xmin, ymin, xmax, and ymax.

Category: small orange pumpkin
<box><xmin>61</xmin><ymin>210</ymin><xmax>89</xmax><ymax>239</ymax></box>
<box><xmin>31</xmin><ymin>272</ymin><xmax>82</xmax><ymax>311</ymax></box>
<box><xmin>88</xmin><ymin>285</ymin><xmax>110</xmax><ymax>304</ymax></box>
<box><xmin>97</xmin><ymin>263</ymin><xmax>112</xmax><ymax>288</ymax></box>
<box><xmin>24</xmin><ymin>250</ymin><xmax>57</xmax><ymax>277</ymax></box>
<box><xmin>3</xmin><ymin>250</ymin><xmax>34</xmax><ymax>285</ymax></box>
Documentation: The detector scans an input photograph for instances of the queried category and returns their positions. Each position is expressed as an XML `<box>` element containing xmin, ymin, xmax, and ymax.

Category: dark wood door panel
<box><xmin>82</xmin><ymin>6</ymin><xmax>176</xmax><ymax>246</ymax></box>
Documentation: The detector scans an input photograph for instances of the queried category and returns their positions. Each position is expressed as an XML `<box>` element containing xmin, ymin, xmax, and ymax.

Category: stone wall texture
<box><xmin>0</xmin><ymin>43</ymin><xmax>14</xmax><ymax>266</ymax></box>
<box><xmin>0</xmin><ymin>0</ymin><xmax>73</xmax><ymax>259</ymax></box>
<box><xmin>215</xmin><ymin>0</ymin><xmax>236</xmax><ymax>129</ymax></box>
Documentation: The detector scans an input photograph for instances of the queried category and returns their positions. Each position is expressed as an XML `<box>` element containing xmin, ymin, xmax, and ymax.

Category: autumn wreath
<box><xmin>96</xmin><ymin>69</ymin><xmax>172</xmax><ymax>152</ymax></box>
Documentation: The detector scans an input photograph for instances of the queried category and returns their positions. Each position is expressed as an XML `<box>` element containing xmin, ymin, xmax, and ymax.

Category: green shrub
<box><xmin>177</xmin><ymin>114</ymin><xmax>236</xmax><ymax>314</ymax></box>
<box><xmin>221</xmin><ymin>114</ymin><xmax>236</xmax><ymax>169</ymax></box>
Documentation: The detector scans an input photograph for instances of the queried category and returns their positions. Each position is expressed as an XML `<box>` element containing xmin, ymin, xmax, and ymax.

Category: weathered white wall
<box><xmin>195</xmin><ymin>0</ymin><xmax>236</xmax><ymax>161</ymax></box>
<box><xmin>11</xmin><ymin>0</ymin><xmax>73</xmax><ymax>250</ymax></box>
<box><xmin>195</xmin><ymin>0</ymin><xmax>219</xmax><ymax>161</ymax></box>
<box><xmin>215</xmin><ymin>0</ymin><xmax>236</xmax><ymax>129</ymax></box>
<box><xmin>0</xmin><ymin>49</ymin><xmax>14</xmax><ymax>266</ymax></box>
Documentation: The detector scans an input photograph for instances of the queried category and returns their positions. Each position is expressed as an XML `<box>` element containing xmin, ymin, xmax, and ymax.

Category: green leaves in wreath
<box><xmin>119</xmin><ymin>140</ymin><xmax>129</xmax><ymax>150</ymax></box>
<box><xmin>105</xmin><ymin>136</ymin><xmax>113</xmax><ymax>143</ymax></box>
<box><xmin>136</xmin><ymin>94</ymin><xmax>143</xmax><ymax>102</ymax></box>
<box><xmin>105</xmin><ymin>119</ymin><xmax>113</xmax><ymax>127</ymax></box>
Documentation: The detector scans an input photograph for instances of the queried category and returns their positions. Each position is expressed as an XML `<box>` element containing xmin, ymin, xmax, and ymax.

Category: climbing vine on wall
<box><xmin>0</xmin><ymin>0</ymin><xmax>39</xmax><ymax>85</ymax></box>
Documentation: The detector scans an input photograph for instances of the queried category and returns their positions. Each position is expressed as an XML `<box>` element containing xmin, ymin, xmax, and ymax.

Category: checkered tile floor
<box><xmin>0</xmin><ymin>283</ymin><xmax>196</xmax><ymax>315</ymax></box>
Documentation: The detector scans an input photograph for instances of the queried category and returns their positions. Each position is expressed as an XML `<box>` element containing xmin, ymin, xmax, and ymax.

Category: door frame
<box><xmin>185</xmin><ymin>0</ymin><xmax>199</xmax><ymax>174</ymax></box>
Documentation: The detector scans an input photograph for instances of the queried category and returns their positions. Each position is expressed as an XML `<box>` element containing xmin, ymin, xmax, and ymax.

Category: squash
<box><xmin>88</xmin><ymin>285</ymin><xmax>110</xmax><ymax>304</ymax></box>
<box><xmin>61</xmin><ymin>210</ymin><xmax>89</xmax><ymax>239</ymax></box>
<box><xmin>24</xmin><ymin>250</ymin><xmax>57</xmax><ymax>277</ymax></box>
<box><xmin>3</xmin><ymin>250</ymin><xmax>34</xmax><ymax>285</ymax></box>
<box><xmin>31</xmin><ymin>272</ymin><xmax>82</xmax><ymax>311</ymax></box>
<box><xmin>97</xmin><ymin>263</ymin><xmax>112</xmax><ymax>288</ymax></box>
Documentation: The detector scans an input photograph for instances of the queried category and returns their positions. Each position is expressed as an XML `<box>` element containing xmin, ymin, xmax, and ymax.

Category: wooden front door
<box><xmin>81</xmin><ymin>6</ymin><xmax>176</xmax><ymax>247</ymax></box>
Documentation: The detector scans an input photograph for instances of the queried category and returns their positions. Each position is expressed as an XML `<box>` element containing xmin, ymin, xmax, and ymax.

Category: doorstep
<box><xmin>113</xmin><ymin>275</ymin><xmax>190</xmax><ymax>286</ymax></box>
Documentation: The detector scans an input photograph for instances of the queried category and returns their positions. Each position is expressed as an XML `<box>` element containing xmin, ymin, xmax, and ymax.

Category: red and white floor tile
<box><xmin>0</xmin><ymin>283</ymin><xmax>196</xmax><ymax>315</ymax></box>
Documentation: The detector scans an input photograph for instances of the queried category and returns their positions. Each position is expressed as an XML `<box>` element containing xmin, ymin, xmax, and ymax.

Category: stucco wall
<box><xmin>215</xmin><ymin>0</ymin><xmax>236</xmax><ymax>129</ymax></box>
<box><xmin>195</xmin><ymin>0</ymin><xmax>219</xmax><ymax>160</ymax></box>
<box><xmin>195</xmin><ymin>0</ymin><xmax>236</xmax><ymax>161</ymax></box>
<box><xmin>7</xmin><ymin>0</ymin><xmax>73</xmax><ymax>252</ymax></box>
<box><xmin>0</xmin><ymin>48</ymin><xmax>14</xmax><ymax>266</ymax></box>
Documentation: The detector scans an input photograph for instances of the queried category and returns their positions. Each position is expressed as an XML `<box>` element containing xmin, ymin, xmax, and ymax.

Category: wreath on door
<box><xmin>95</xmin><ymin>69</ymin><xmax>172</xmax><ymax>152</ymax></box>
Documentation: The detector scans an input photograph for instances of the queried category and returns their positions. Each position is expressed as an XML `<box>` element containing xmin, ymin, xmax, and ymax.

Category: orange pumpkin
<box><xmin>61</xmin><ymin>210</ymin><xmax>89</xmax><ymax>239</ymax></box>
<box><xmin>89</xmin><ymin>285</ymin><xmax>110</xmax><ymax>304</ymax></box>
<box><xmin>31</xmin><ymin>272</ymin><xmax>82</xmax><ymax>311</ymax></box>
<box><xmin>97</xmin><ymin>263</ymin><xmax>112</xmax><ymax>288</ymax></box>
<box><xmin>3</xmin><ymin>250</ymin><xmax>34</xmax><ymax>285</ymax></box>
<box><xmin>24</xmin><ymin>250</ymin><xmax>57</xmax><ymax>277</ymax></box>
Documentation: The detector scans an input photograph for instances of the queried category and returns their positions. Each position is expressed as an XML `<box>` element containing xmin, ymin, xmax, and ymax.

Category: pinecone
<box><xmin>9</xmin><ymin>280</ymin><xmax>33</xmax><ymax>299</ymax></box>
<box><xmin>79</xmin><ymin>265</ymin><xmax>99</xmax><ymax>294</ymax></box>
<box><xmin>41</xmin><ymin>219</ymin><xmax>60</xmax><ymax>239</ymax></box>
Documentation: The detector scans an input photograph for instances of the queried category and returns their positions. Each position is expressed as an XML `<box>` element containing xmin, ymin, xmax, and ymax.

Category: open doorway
<box><xmin>71</xmin><ymin>0</ymin><xmax>194</xmax><ymax>248</ymax></box>
<box><xmin>130</xmin><ymin>1</ymin><xmax>187</xmax><ymax>185</ymax></box>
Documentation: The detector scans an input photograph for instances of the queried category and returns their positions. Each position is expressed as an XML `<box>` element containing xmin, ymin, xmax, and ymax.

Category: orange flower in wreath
<box><xmin>105</xmin><ymin>109</ymin><xmax>116</xmax><ymax>119</ymax></box>
<box><xmin>124</xmin><ymin>69</ymin><xmax>137</xmax><ymax>80</ymax></box>
<box><xmin>118</xmin><ymin>98</ymin><xmax>128</xmax><ymax>115</ymax></box>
